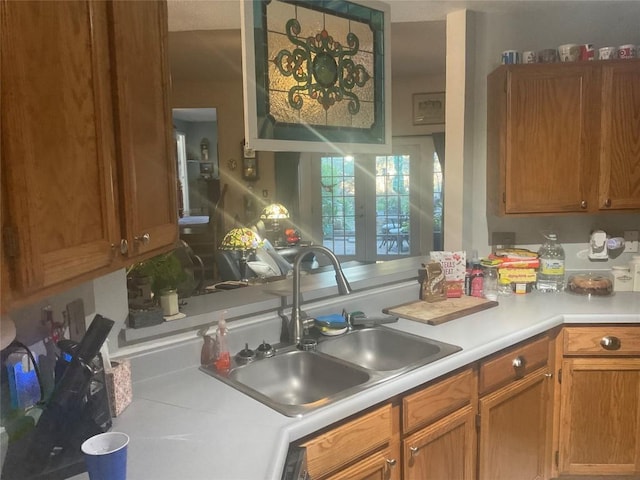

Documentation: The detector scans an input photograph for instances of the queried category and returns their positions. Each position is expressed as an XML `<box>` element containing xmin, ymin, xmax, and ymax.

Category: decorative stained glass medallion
<box><xmin>241</xmin><ymin>0</ymin><xmax>391</xmax><ymax>153</ymax></box>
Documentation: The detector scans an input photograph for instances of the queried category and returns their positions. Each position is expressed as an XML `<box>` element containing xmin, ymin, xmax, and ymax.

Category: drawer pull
<box><xmin>135</xmin><ymin>233</ymin><xmax>151</xmax><ymax>245</ymax></box>
<box><xmin>580</xmin><ymin>200</ymin><xmax>587</xmax><ymax>209</ymax></box>
<box><xmin>512</xmin><ymin>356</ymin><xmax>526</xmax><ymax>369</ymax></box>
<box><xmin>409</xmin><ymin>446</ymin><xmax>420</xmax><ymax>457</ymax></box>
<box><xmin>600</xmin><ymin>336</ymin><xmax>621</xmax><ymax>351</ymax></box>
<box><xmin>386</xmin><ymin>458</ymin><xmax>397</xmax><ymax>467</ymax></box>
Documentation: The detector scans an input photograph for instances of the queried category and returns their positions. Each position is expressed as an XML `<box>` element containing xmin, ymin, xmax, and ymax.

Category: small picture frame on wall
<box><xmin>413</xmin><ymin>92</ymin><xmax>445</xmax><ymax>125</ymax></box>
<box><xmin>241</xmin><ymin>140</ymin><xmax>258</xmax><ymax>181</ymax></box>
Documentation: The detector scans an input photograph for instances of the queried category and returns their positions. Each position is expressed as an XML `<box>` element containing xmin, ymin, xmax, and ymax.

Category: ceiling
<box><xmin>167</xmin><ymin>1</ymin><xmax>610</xmax><ymax>88</ymax></box>
<box><xmin>167</xmin><ymin>0</ymin><xmax>449</xmax><ymax>84</ymax></box>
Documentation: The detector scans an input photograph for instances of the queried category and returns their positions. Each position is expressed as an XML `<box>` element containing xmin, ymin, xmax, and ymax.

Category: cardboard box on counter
<box><xmin>105</xmin><ymin>359</ymin><xmax>132</xmax><ymax>417</ymax></box>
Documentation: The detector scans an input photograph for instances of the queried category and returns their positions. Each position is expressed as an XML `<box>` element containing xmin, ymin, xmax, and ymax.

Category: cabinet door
<box><xmin>558</xmin><ymin>357</ymin><xmax>640</xmax><ymax>476</ymax></box>
<box><xmin>324</xmin><ymin>445</ymin><xmax>399</xmax><ymax>480</ymax></box>
<box><xmin>498</xmin><ymin>65</ymin><xmax>599</xmax><ymax>214</ymax></box>
<box><xmin>1</xmin><ymin>0</ymin><xmax>120</xmax><ymax>294</ymax></box>
<box><xmin>403</xmin><ymin>405</ymin><xmax>476</xmax><ymax>480</ymax></box>
<box><xmin>478</xmin><ymin>367</ymin><xmax>552</xmax><ymax>480</ymax></box>
<box><xmin>108</xmin><ymin>0</ymin><xmax>178</xmax><ymax>259</ymax></box>
<box><xmin>598</xmin><ymin>60</ymin><xmax>640</xmax><ymax>211</ymax></box>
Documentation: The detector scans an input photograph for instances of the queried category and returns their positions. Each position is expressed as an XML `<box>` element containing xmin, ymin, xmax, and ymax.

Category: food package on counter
<box><xmin>429</xmin><ymin>251</ymin><xmax>466</xmax><ymax>297</ymax></box>
<box><xmin>498</xmin><ymin>268</ymin><xmax>537</xmax><ymax>283</ymax></box>
<box><xmin>420</xmin><ymin>261</ymin><xmax>447</xmax><ymax>302</ymax></box>
<box><xmin>486</xmin><ymin>248</ymin><xmax>540</xmax><ymax>269</ymax></box>
<box><xmin>499</xmin><ymin>268</ymin><xmax>536</xmax><ymax>294</ymax></box>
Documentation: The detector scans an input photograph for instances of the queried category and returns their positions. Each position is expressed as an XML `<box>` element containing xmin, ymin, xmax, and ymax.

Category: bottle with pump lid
<box><xmin>214</xmin><ymin>313</ymin><xmax>231</xmax><ymax>373</ymax></box>
<box><xmin>537</xmin><ymin>232</ymin><xmax>565</xmax><ymax>293</ymax></box>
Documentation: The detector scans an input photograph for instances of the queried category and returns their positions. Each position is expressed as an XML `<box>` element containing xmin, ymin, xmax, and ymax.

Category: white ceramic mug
<box><xmin>617</xmin><ymin>44</ymin><xmax>637</xmax><ymax>59</ymax></box>
<box><xmin>599</xmin><ymin>46</ymin><xmax>617</xmax><ymax>60</ymax></box>
<box><xmin>523</xmin><ymin>51</ymin><xmax>537</xmax><ymax>64</ymax></box>
<box><xmin>558</xmin><ymin>44</ymin><xmax>579</xmax><ymax>62</ymax></box>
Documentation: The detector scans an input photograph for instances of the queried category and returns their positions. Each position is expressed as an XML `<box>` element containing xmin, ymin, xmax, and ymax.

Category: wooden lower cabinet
<box><xmin>301</xmin><ymin>403</ymin><xmax>400</xmax><ymax>480</ymax></box>
<box><xmin>323</xmin><ymin>444</ymin><xmax>399</xmax><ymax>480</ymax></box>
<box><xmin>478</xmin><ymin>367</ymin><xmax>552</xmax><ymax>480</ymax></box>
<box><xmin>557</xmin><ymin>326</ymin><xmax>640</xmax><ymax>476</ymax></box>
<box><xmin>296</xmin><ymin>326</ymin><xmax>640</xmax><ymax>479</ymax></box>
<box><xmin>402</xmin><ymin>367</ymin><xmax>477</xmax><ymax>480</ymax></box>
<box><xmin>478</xmin><ymin>334</ymin><xmax>553</xmax><ymax>480</ymax></box>
<box><xmin>403</xmin><ymin>404</ymin><xmax>476</xmax><ymax>480</ymax></box>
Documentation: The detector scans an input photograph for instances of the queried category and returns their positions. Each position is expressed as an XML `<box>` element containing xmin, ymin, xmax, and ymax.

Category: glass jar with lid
<box><xmin>611</xmin><ymin>266</ymin><xmax>633</xmax><ymax>292</ymax></box>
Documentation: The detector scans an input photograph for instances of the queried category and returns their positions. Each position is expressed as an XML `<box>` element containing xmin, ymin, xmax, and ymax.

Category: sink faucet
<box><xmin>290</xmin><ymin>245</ymin><xmax>352</xmax><ymax>347</ymax></box>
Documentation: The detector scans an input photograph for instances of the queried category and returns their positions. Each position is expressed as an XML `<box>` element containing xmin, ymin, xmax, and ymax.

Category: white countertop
<box><xmin>73</xmin><ymin>288</ymin><xmax>640</xmax><ymax>480</ymax></box>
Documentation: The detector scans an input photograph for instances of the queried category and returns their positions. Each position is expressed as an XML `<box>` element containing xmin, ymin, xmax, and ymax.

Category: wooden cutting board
<box><xmin>383</xmin><ymin>296</ymin><xmax>498</xmax><ymax>325</ymax></box>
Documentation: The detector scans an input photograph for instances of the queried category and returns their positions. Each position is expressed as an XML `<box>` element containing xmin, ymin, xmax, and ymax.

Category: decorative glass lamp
<box><xmin>219</xmin><ymin>228</ymin><xmax>263</xmax><ymax>281</ymax></box>
<box><xmin>260</xmin><ymin>203</ymin><xmax>290</xmax><ymax>246</ymax></box>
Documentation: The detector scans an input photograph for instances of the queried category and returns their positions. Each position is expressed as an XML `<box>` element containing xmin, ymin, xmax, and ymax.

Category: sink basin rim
<box><xmin>200</xmin><ymin>347</ymin><xmax>381</xmax><ymax>417</ymax></box>
<box><xmin>316</xmin><ymin>325</ymin><xmax>462</xmax><ymax>373</ymax></box>
<box><xmin>200</xmin><ymin>326</ymin><xmax>462</xmax><ymax>417</ymax></box>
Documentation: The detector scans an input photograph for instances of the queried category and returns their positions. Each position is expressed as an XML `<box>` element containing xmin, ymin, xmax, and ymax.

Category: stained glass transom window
<box><xmin>251</xmin><ymin>0</ymin><xmax>386</xmax><ymax>145</ymax></box>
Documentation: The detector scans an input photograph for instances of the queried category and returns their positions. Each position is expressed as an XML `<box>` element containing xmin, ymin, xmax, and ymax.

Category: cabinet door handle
<box><xmin>512</xmin><ymin>355</ymin><xmax>526</xmax><ymax>369</ymax></box>
<box><xmin>119</xmin><ymin>239</ymin><xmax>129</xmax><ymax>255</ymax></box>
<box><xmin>580</xmin><ymin>200</ymin><xmax>587</xmax><ymax>209</ymax></box>
<box><xmin>600</xmin><ymin>336</ymin><xmax>621</xmax><ymax>350</ymax></box>
<box><xmin>135</xmin><ymin>233</ymin><xmax>151</xmax><ymax>245</ymax></box>
<box><xmin>386</xmin><ymin>458</ymin><xmax>397</xmax><ymax>467</ymax></box>
<box><xmin>409</xmin><ymin>446</ymin><xmax>420</xmax><ymax>457</ymax></box>
<box><xmin>604</xmin><ymin>198</ymin><xmax>612</xmax><ymax>208</ymax></box>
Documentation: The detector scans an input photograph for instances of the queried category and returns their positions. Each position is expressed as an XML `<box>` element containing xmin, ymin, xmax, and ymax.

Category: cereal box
<box><xmin>429</xmin><ymin>251</ymin><xmax>466</xmax><ymax>297</ymax></box>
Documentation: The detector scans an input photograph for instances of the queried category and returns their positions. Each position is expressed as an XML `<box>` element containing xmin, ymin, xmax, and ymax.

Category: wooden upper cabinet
<box><xmin>1</xmin><ymin>0</ymin><xmax>177</xmax><ymax>306</ymax></box>
<box><xmin>487</xmin><ymin>60</ymin><xmax>640</xmax><ymax>216</ymax></box>
<box><xmin>598</xmin><ymin>62</ymin><xmax>640</xmax><ymax>210</ymax></box>
<box><xmin>1</xmin><ymin>0</ymin><xmax>120</xmax><ymax>294</ymax></box>
<box><xmin>108</xmin><ymin>0</ymin><xmax>178</xmax><ymax>259</ymax></box>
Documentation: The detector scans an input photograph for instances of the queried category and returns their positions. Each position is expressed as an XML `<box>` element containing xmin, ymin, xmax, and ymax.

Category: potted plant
<box><xmin>128</xmin><ymin>251</ymin><xmax>187</xmax><ymax>316</ymax></box>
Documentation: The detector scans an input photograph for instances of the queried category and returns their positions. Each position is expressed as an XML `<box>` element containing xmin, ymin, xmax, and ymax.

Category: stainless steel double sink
<box><xmin>200</xmin><ymin>326</ymin><xmax>461</xmax><ymax>417</ymax></box>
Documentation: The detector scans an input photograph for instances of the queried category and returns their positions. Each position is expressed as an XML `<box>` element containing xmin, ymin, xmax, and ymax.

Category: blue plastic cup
<box><xmin>81</xmin><ymin>432</ymin><xmax>129</xmax><ymax>480</ymax></box>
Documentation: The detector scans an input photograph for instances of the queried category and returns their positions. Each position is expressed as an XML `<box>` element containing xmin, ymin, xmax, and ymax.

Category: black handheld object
<box><xmin>2</xmin><ymin>314</ymin><xmax>115</xmax><ymax>479</ymax></box>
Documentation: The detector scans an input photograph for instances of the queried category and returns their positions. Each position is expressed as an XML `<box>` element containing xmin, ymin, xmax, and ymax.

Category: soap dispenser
<box><xmin>214</xmin><ymin>315</ymin><xmax>231</xmax><ymax>373</ymax></box>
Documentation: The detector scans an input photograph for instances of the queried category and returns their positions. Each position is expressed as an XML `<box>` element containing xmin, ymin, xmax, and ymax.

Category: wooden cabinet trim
<box><xmin>302</xmin><ymin>403</ymin><xmax>393</xmax><ymax>479</ymax></box>
<box><xmin>402</xmin><ymin>367</ymin><xmax>475</xmax><ymax>434</ymax></box>
<box><xmin>564</xmin><ymin>325</ymin><xmax>640</xmax><ymax>355</ymax></box>
<box><xmin>323</xmin><ymin>445</ymin><xmax>397</xmax><ymax>480</ymax></box>
<box><xmin>479</xmin><ymin>334</ymin><xmax>549</xmax><ymax>395</ymax></box>
<box><xmin>402</xmin><ymin>404</ymin><xmax>476</xmax><ymax>480</ymax></box>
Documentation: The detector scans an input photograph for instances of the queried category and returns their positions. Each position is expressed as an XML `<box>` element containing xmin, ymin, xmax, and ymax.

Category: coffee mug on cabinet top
<box><xmin>523</xmin><ymin>51</ymin><xmax>537</xmax><ymax>64</ymax></box>
<box><xmin>558</xmin><ymin>44</ymin><xmax>580</xmax><ymax>62</ymax></box>
<box><xmin>598</xmin><ymin>46</ymin><xmax>617</xmax><ymax>60</ymax></box>
<box><xmin>579</xmin><ymin>44</ymin><xmax>595</xmax><ymax>61</ymax></box>
<box><xmin>538</xmin><ymin>48</ymin><xmax>558</xmax><ymax>63</ymax></box>
<box><xmin>617</xmin><ymin>44</ymin><xmax>637</xmax><ymax>59</ymax></box>
<box><xmin>501</xmin><ymin>50</ymin><xmax>520</xmax><ymax>64</ymax></box>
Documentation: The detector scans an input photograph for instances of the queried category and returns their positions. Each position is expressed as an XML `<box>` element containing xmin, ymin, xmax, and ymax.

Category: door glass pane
<box><xmin>433</xmin><ymin>151</ymin><xmax>443</xmax><ymax>250</ymax></box>
<box><xmin>321</xmin><ymin>156</ymin><xmax>356</xmax><ymax>255</ymax></box>
<box><xmin>376</xmin><ymin>154</ymin><xmax>410</xmax><ymax>255</ymax></box>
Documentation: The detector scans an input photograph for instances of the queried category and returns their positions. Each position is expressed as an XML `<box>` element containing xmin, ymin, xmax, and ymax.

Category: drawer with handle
<box><xmin>563</xmin><ymin>325</ymin><xmax>640</xmax><ymax>356</ymax></box>
<box><xmin>479</xmin><ymin>335</ymin><xmax>549</xmax><ymax>395</ymax></box>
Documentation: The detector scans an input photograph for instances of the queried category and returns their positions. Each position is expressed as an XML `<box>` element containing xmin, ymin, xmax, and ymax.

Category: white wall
<box><xmin>457</xmin><ymin>3</ymin><xmax>640</xmax><ymax>269</ymax></box>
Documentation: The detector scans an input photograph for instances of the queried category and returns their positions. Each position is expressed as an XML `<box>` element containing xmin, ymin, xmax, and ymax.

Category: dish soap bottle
<box><xmin>214</xmin><ymin>314</ymin><xmax>231</xmax><ymax>373</ymax></box>
<box><xmin>537</xmin><ymin>232</ymin><xmax>565</xmax><ymax>293</ymax></box>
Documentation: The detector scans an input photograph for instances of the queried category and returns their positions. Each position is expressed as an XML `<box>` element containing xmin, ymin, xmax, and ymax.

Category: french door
<box><xmin>300</xmin><ymin>137</ymin><xmax>438</xmax><ymax>263</ymax></box>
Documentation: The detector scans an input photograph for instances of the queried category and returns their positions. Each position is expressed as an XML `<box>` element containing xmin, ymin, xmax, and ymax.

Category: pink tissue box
<box><xmin>105</xmin><ymin>359</ymin><xmax>132</xmax><ymax>417</ymax></box>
